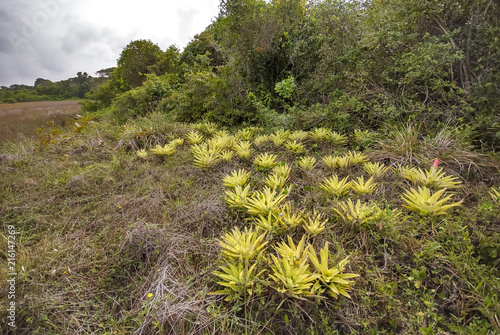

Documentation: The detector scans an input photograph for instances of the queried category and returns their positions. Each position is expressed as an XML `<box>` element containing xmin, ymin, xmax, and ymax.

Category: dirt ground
<box><xmin>0</xmin><ymin>100</ymin><xmax>81</xmax><ymax>142</ymax></box>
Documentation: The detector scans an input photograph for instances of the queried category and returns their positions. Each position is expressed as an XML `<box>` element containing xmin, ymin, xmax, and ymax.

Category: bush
<box><xmin>111</xmin><ymin>74</ymin><xmax>177</xmax><ymax>123</ymax></box>
<box><xmin>161</xmin><ymin>65</ymin><xmax>252</xmax><ymax>126</ymax></box>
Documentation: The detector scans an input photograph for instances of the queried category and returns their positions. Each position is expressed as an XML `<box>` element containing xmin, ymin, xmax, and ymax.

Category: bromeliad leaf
<box><xmin>320</xmin><ymin>175</ymin><xmax>351</xmax><ymax>197</ymax></box>
<box><xmin>363</xmin><ymin>162</ymin><xmax>390</xmax><ymax>178</ymax></box>
<box><xmin>185</xmin><ymin>130</ymin><xmax>204</xmax><ymax>145</ymax></box>
<box><xmin>330</xmin><ymin>131</ymin><xmax>348</xmax><ymax>146</ymax></box>
<box><xmin>302</xmin><ymin>210</ymin><xmax>328</xmax><ymax>237</ymax></box>
<box><xmin>309</xmin><ymin>127</ymin><xmax>333</xmax><ymax>142</ymax></box>
<box><xmin>277</xmin><ymin>202</ymin><xmax>304</xmax><ymax>229</ymax></box>
<box><xmin>223</xmin><ymin>169</ymin><xmax>251</xmax><ymax>188</ymax></box>
<box><xmin>269</xmin><ymin>238</ymin><xmax>319</xmax><ymax>298</ymax></box>
<box><xmin>270</xmin><ymin>129</ymin><xmax>290</xmax><ymax>147</ymax></box>
<box><xmin>275</xmin><ymin>235</ymin><xmax>308</xmax><ymax>266</ymax></box>
<box><xmin>225</xmin><ymin>184</ymin><xmax>252</xmax><ymax>209</ymax></box>
<box><xmin>334</xmin><ymin>199</ymin><xmax>382</xmax><ymax>224</ymax></box>
<box><xmin>150</xmin><ymin>144</ymin><xmax>176</xmax><ymax>156</ymax></box>
<box><xmin>350</xmin><ymin>176</ymin><xmax>377</xmax><ymax>195</ymax></box>
<box><xmin>212</xmin><ymin>262</ymin><xmax>265</xmax><ymax>301</ymax></box>
<box><xmin>191</xmin><ymin>143</ymin><xmax>221</xmax><ymax>168</ymax></box>
<box><xmin>288</xmin><ymin>130</ymin><xmax>309</xmax><ymax>142</ymax></box>
<box><xmin>297</xmin><ymin>156</ymin><xmax>317</xmax><ymax>171</ymax></box>
<box><xmin>285</xmin><ymin>140</ymin><xmax>305</xmax><ymax>154</ymax></box>
<box><xmin>401</xmin><ymin>186</ymin><xmax>462</xmax><ymax>216</ymax></box>
<box><xmin>233</xmin><ymin>141</ymin><xmax>253</xmax><ymax>160</ymax></box>
<box><xmin>264</xmin><ymin>172</ymin><xmax>288</xmax><ymax>189</ymax></box>
<box><xmin>254</xmin><ymin>152</ymin><xmax>278</xmax><ymax>169</ymax></box>
<box><xmin>244</xmin><ymin>187</ymin><xmax>288</xmax><ymax>216</ymax></box>
<box><xmin>219</xmin><ymin>226</ymin><xmax>268</xmax><ymax>261</ymax></box>
<box><xmin>308</xmin><ymin>243</ymin><xmax>359</xmax><ymax>299</ymax></box>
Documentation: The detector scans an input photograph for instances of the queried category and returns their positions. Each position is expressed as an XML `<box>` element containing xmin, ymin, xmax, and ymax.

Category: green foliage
<box><xmin>163</xmin><ymin>65</ymin><xmax>251</xmax><ymax>126</ymax></box>
<box><xmin>275</xmin><ymin>76</ymin><xmax>296</xmax><ymax>100</ymax></box>
<box><xmin>1</xmin><ymin>72</ymin><xmax>99</xmax><ymax>103</ymax></box>
<box><xmin>353</xmin><ymin>129</ymin><xmax>379</xmax><ymax>149</ymax></box>
<box><xmin>116</xmin><ymin>39</ymin><xmax>164</xmax><ymax>89</ymax></box>
<box><xmin>111</xmin><ymin>74</ymin><xmax>177</xmax><ymax>123</ymax></box>
<box><xmin>13</xmin><ymin>0</ymin><xmax>500</xmax><ymax>332</ymax></box>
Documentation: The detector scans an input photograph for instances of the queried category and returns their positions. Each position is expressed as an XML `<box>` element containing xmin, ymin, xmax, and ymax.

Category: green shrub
<box><xmin>162</xmin><ymin>65</ymin><xmax>251</xmax><ymax>126</ymax></box>
<box><xmin>111</xmin><ymin>74</ymin><xmax>177</xmax><ymax>123</ymax></box>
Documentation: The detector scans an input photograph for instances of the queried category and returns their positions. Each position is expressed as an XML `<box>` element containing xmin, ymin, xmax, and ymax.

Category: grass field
<box><xmin>0</xmin><ymin>101</ymin><xmax>81</xmax><ymax>142</ymax></box>
<box><xmin>0</xmin><ymin>112</ymin><xmax>499</xmax><ymax>334</ymax></box>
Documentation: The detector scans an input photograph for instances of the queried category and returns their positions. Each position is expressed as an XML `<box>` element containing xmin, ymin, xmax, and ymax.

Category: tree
<box><xmin>116</xmin><ymin>39</ymin><xmax>163</xmax><ymax>89</ymax></box>
<box><xmin>95</xmin><ymin>67</ymin><xmax>117</xmax><ymax>78</ymax></box>
<box><xmin>34</xmin><ymin>78</ymin><xmax>52</xmax><ymax>87</ymax></box>
<box><xmin>181</xmin><ymin>30</ymin><xmax>226</xmax><ymax>68</ymax></box>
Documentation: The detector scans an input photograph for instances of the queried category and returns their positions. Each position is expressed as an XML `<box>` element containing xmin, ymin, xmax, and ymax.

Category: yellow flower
<box><xmin>147</xmin><ymin>293</ymin><xmax>153</xmax><ymax>298</ymax></box>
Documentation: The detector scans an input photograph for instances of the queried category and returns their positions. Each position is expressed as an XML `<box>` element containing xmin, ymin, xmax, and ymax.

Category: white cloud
<box><xmin>0</xmin><ymin>0</ymin><xmax>220</xmax><ymax>86</ymax></box>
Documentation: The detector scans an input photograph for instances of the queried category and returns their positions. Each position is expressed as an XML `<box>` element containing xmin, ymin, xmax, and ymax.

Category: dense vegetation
<box><xmin>0</xmin><ymin>70</ymin><xmax>113</xmax><ymax>104</ymax></box>
<box><xmin>84</xmin><ymin>0</ymin><xmax>500</xmax><ymax>149</ymax></box>
<box><xmin>1</xmin><ymin>0</ymin><xmax>500</xmax><ymax>334</ymax></box>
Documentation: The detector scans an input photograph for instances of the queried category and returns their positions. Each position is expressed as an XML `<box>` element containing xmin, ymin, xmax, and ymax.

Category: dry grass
<box><xmin>0</xmin><ymin>101</ymin><xmax>81</xmax><ymax>142</ymax></box>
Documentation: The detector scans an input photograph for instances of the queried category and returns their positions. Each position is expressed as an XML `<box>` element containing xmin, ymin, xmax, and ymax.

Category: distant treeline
<box><xmin>0</xmin><ymin>68</ymin><xmax>115</xmax><ymax>103</ymax></box>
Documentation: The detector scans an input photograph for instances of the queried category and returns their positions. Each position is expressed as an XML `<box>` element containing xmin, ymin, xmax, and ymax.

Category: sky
<box><xmin>0</xmin><ymin>0</ymin><xmax>220</xmax><ymax>87</ymax></box>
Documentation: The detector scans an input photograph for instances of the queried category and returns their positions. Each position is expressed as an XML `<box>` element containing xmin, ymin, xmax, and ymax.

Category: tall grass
<box><xmin>0</xmin><ymin>101</ymin><xmax>80</xmax><ymax>142</ymax></box>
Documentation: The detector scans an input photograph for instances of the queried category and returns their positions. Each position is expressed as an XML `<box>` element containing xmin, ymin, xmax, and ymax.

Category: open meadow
<box><xmin>0</xmin><ymin>101</ymin><xmax>81</xmax><ymax>143</ymax></box>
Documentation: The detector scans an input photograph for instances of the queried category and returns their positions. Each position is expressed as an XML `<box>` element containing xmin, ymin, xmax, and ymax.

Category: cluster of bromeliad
<box><xmin>131</xmin><ymin>122</ymin><xmax>500</xmax><ymax>302</ymax></box>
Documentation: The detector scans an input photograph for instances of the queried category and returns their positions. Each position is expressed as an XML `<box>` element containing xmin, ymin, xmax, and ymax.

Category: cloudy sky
<box><xmin>0</xmin><ymin>0</ymin><xmax>220</xmax><ymax>87</ymax></box>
